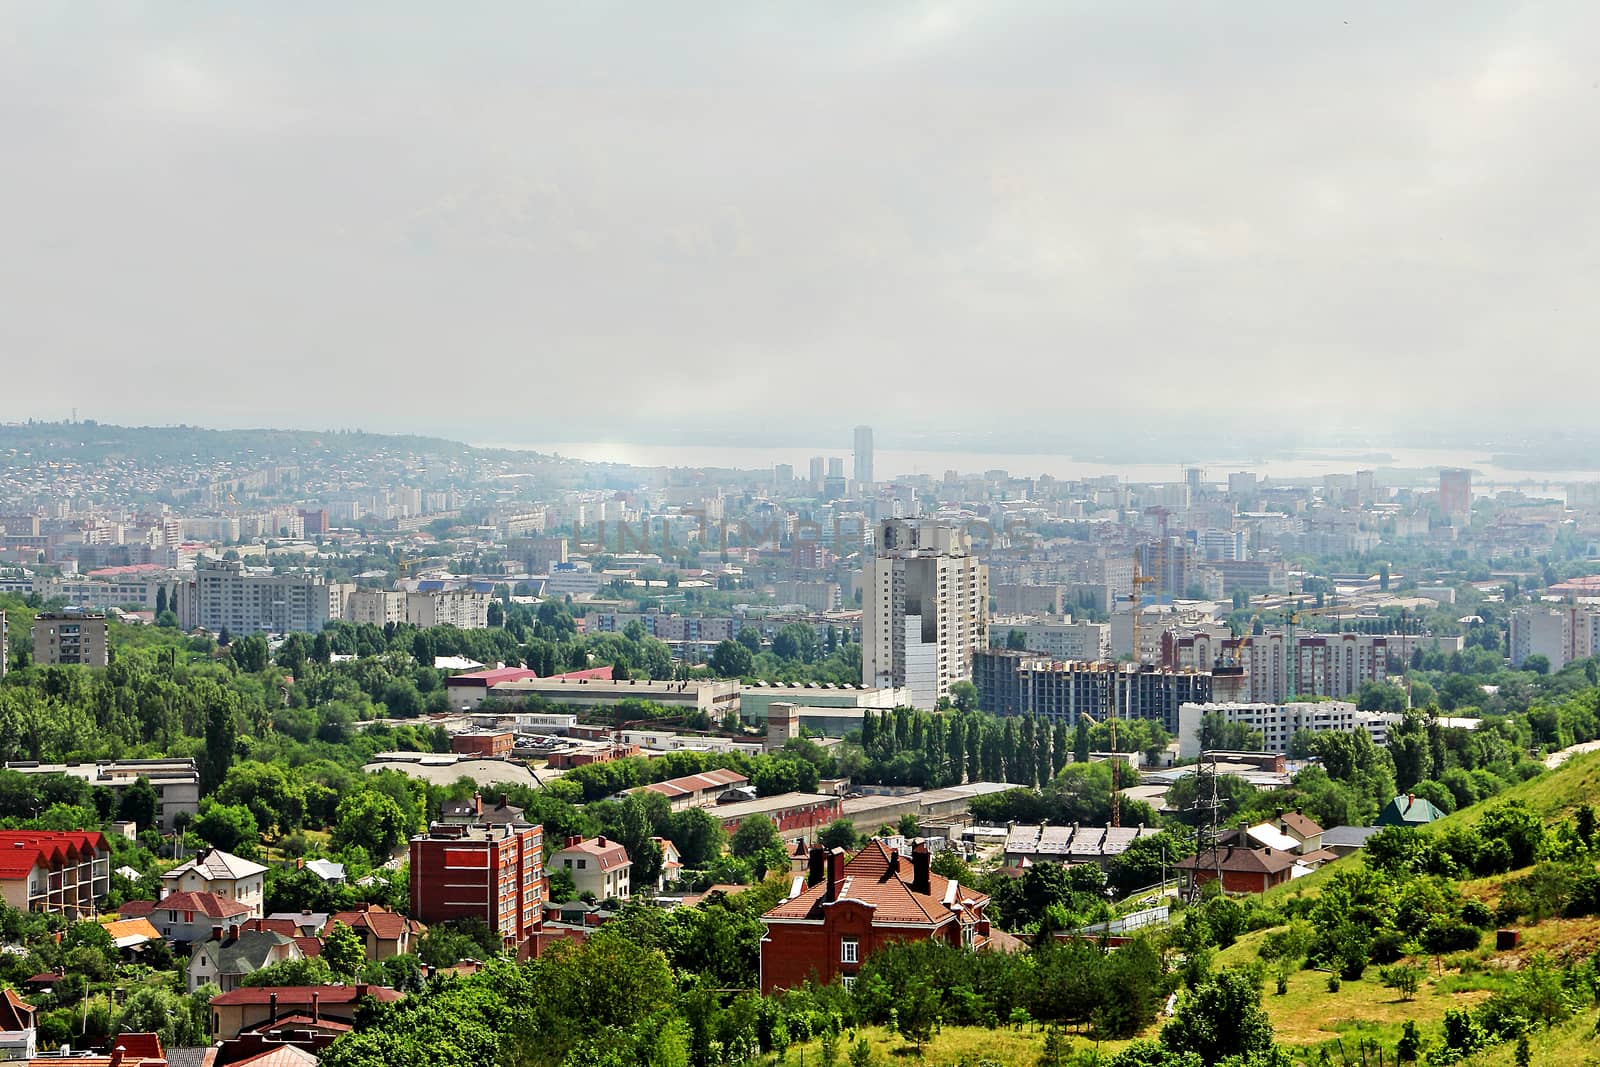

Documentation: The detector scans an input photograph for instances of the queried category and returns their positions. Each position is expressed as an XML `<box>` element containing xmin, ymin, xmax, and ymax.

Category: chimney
<box><xmin>807</xmin><ymin>846</ymin><xmax>826</xmax><ymax>887</ymax></box>
<box><xmin>888</xmin><ymin>848</ymin><xmax>900</xmax><ymax>874</ymax></box>
<box><xmin>355</xmin><ymin>983</ymin><xmax>368</xmax><ymax>999</ymax></box>
<box><xmin>211</xmin><ymin>926</ymin><xmax>223</xmax><ymax>942</ymax></box>
<box><xmin>474</xmin><ymin>792</ymin><xmax>483</xmax><ymax>815</ymax></box>
<box><xmin>825</xmin><ymin>847</ymin><xmax>845</xmax><ymax>903</ymax></box>
<box><xmin>566</xmin><ymin>835</ymin><xmax>581</xmax><ymax>848</ymax></box>
<box><xmin>596</xmin><ymin>835</ymin><xmax>607</xmax><ymax>848</ymax></box>
<box><xmin>269</xmin><ymin>992</ymin><xmax>278</xmax><ymax>1020</ymax></box>
<box><xmin>228</xmin><ymin>923</ymin><xmax>239</xmax><ymax>941</ymax></box>
<box><xmin>911</xmin><ymin>841</ymin><xmax>932</xmax><ymax>896</ymax></box>
<box><xmin>311</xmin><ymin>991</ymin><xmax>320</xmax><ymax>1023</ymax></box>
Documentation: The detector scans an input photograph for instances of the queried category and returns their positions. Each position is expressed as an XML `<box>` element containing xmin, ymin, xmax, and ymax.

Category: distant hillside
<box><xmin>0</xmin><ymin>421</ymin><xmax>530</xmax><ymax>464</ymax></box>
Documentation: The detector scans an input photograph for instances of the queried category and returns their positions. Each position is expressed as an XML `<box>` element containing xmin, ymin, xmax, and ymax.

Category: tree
<box><xmin>192</xmin><ymin>799</ymin><xmax>259</xmax><ymax>856</ymax></box>
<box><xmin>1074</xmin><ymin>719</ymin><xmax>1091</xmax><ymax>764</ymax></box>
<box><xmin>729</xmin><ymin>814</ymin><xmax>787</xmax><ymax>878</ymax></box>
<box><xmin>116</xmin><ymin>775</ymin><xmax>158</xmax><ymax>832</ymax></box>
<box><xmin>896</xmin><ymin>978</ymin><xmax>940</xmax><ymax>1051</ymax></box>
<box><xmin>819</xmin><ymin>819</ymin><xmax>859</xmax><ymax>851</ymax></box>
<box><xmin>324</xmin><ymin>922</ymin><xmax>365</xmax><ymax>979</ymax></box>
<box><xmin>950</xmin><ymin>681</ymin><xmax>978</xmax><ymax>713</ymax></box>
<box><xmin>1381</xmin><ymin>964</ymin><xmax>1421</xmax><ymax>1001</ymax></box>
<box><xmin>201</xmin><ymin>697</ymin><xmax>237</xmax><ymax>793</ymax></box>
<box><xmin>1522</xmin><ymin>654</ymin><xmax>1550</xmax><ymax>676</ymax></box>
<box><xmin>332</xmin><ymin>791</ymin><xmax>410</xmax><ymax>858</ymax></box>
<box><xmin>772</xmin><ymin>623</ymin><xmax>818</xmax><ymax>663</ymax></box>
<box><xmin>1160</xmin><ymin>969</ymin><xmax>1275</xmax><ymax>1063</ymax></box>
<box><xmin>1006</xmin><ymin>629</ymin><xmax>1028</xmax><ymax>651</ymax></box>
<box><xmin>1038</xmin><ymin>1027</ymin><xmax>1071</xmax><ymax>1067</ymax></box>
<box><xmin>708</xmin><ymin>640</ymin><xmax>753</xmax><ymax>678</ymax></box>
<box><xmin>243</xmin><ymin>956</ymin><xmax>335</xmax><ymax>988</ymax></box>
<box><xmin>736</xmin><ymin>628</ymin><xmax>762</xmax><ymax>654</ymax></box>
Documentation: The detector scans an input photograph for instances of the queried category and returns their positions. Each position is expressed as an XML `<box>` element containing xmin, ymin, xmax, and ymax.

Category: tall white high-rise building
<box><xmin>853</xmin><ymin>425</ymin><xmax>874</xmax><ymax>487</ymax></box>
<box><xmin>862</xmin><ymin>519</ymin><xmax>988</xmax><ymax>709</ymax></box>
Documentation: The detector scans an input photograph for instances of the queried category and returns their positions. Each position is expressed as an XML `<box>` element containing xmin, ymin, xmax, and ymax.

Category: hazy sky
<box><xmin>2</xmin><ymin>3</ymin><xmax>1596</xmax><ymax>445</ymax></box>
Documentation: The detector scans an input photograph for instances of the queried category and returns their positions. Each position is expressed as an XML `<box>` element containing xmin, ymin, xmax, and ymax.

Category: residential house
<box><xmin>162</xmin><ymin>849</ymin><xmax>268</xmax><ymax>919</ymax></box>
<box><xmin>759</xmin><ymin>841</ymin><xmax>995</xmax><ymax>994</ymax></box>
<box><xmin>323</xmin><ymin>905</ymin><xmax>424</xmax><ymax>960</ymax></box>
<box><xmin>550</xmin><ymin>836</ymin><xmax>632</xmax><ymax>901</ymax></box>
<box><xmin>1174</xmin><ymin>845</ymin><xmax>1296</xmax><ymax>895</ymax></box>
<box><xmin>208</xmin><ymin>985</ymin><xmax>404</xmax><ymax>1042</ymax></box>
<box><xmin>438</xmin><ymin>793</ymin><xmax>525</xmax><ymax>826</ymax></box>
<box><xmin>652</xmin><ymin>838</ymin><xmax>682</xmax><ymax>891</ymax></box>
<box><xmin>1322</xmin><ymin>825</ymin><xmax>1382</xmax><ymax>859</ymax></box>
<box><xmin>189</xmin><ymin>930</ymin><xmax>302</xmax><ymax>993</ymax></box>
<box><xmin>152</xmin><ymin>891</ymin><xmax>252</xmax><ymax>943</ymax></box>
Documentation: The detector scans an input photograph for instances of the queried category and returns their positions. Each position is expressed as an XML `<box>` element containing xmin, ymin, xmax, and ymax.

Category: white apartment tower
<box><xmin>862</xmin><ymin>519</ymin><xmax>988</xmax><ymax>709</ymax></box>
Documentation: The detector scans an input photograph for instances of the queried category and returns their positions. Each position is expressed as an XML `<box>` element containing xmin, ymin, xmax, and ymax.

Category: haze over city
<box><xmin>4</xmin><ymin>3</ymin><xmax>1600</xmax><ymax>447</ymax></box>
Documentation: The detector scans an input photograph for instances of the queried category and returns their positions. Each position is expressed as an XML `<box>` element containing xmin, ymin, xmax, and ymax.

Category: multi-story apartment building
<box><xmin>176</xmin><ymin>559</ymin><xmax>334</xmax><ymax>636</ymax></box>
<box><xmin>991</xmin><ymin>617</ymin><xmax>1108</xmax><ymax>661</ymax></box>
<box><xmin>1175</xmin><ymin>700</ymin><xmax>1397</xmax><ymax>759</ymax></box>
<box><xmin>862</xmin><ymin>519</ymin><xmax>988</xmax><ymax>710</ymax></box>
<box><xmin>409</xmin><ymin>822</ymin><xmax>544</xmax><ymax>948</ymax></box>
<box><xmin>0</xmin><ymin>610</ymin><xmax>6</xmax><ymax>679</ymax></box>
<box><xmin>0</xmin><ymin>830</ymin><xmax>111</xmax><ymax>919</ymax></box>
<box><xmin>406</xmin><ymin>590</ymin><xmax>491</xmax><ymax>629</ymax></box>
<box><xmin>853</xmin><ymin>425</ymin><xmax>874</xmax><ymax>487</ymax></box>
<box><xmin>346</xmin><ymin>589</ymin><xmax>407</xmax><ymax>626</ymax></box>
<box><xmin>1510</xmin><ymin>605</ymin><xmax>1599</xmax><ymax>670</ymax></box>
<box><xmin>1439</xmin><ymin>468</ymin><xmax>1472</xmax><ymax>524</ymax></box>
<box><xmin>973</xmin><ymin>650</ymin><xmax>1213</xmax><ymax>732</ymax></box>
<box><xmin>32</xmin><ymin>612</ymin><xmax>109</xmax><ymax>667</ymax></box>
<box><xmin>1219</xmin><ymin>630</ymin><xmax>1390</xmax><ymax>704</ymax></box>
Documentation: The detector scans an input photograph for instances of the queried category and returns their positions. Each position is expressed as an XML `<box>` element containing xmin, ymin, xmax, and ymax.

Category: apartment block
<box><xmin>32</xmin><ymin>612</ymin><xmax>109</xmax><ymax>667</ymax></box>
<box><xmin>406</xmin><ymin>590</ymin><xmax>491</xmax><ymax>629</ymax></box>
<box><xmin>409</xmin><ymin>822</ymin><xmax>544</xmax><ymax>947</ymax></box>
<box><xmin>973</xmin><ymin>649</ymin><xmax>1213</xmax><ymax>732</ymax></box>
<box><xmin>347</xmin><ymin>590</ymin><xmax>407</xmax><ymax>626</ymax></box>
<box><xmin>1176</xmin><ymin>700</ymin><xmax>1398</xmax><ymax>759</ymax></box>
<box><xmin>177</xmin><ymin>559</ymin><xmax>333</xmax><ymax>636</ymax></box>
<box><xmin>5</xmin><ymin>758</ymin><xmax>201</xmax><ymax>831</ymax></box>
<box><xmin>862</xmin><ymin>519</ymin><xmax>989</xmax><ymax>709</ymax></box>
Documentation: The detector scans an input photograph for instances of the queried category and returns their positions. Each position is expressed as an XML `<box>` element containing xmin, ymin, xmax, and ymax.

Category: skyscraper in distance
<box><xmin>853</xmin><ymin>425</ymin><xmax>874</xmax><ymax>486</ymax></box>
<box><xmin>1439</xmin><ymin>468</ymin><xmax>1472</xmax><ymax>523</ymax></box>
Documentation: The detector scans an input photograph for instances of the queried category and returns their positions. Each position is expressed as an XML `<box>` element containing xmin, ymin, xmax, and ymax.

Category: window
<box><xmin>842</xmin><ymin>975</ymin><xmax>856</xmax><ymax>990</ymax></box>
<box><xmin>841</xmin><ymin>937</ymin><xmax>859</xmax><ymax>964</ymax></box>
<box><xmin>578</xmin><ymin>859</ymin><xmax>587</xmax><ymax>869</ymax></box>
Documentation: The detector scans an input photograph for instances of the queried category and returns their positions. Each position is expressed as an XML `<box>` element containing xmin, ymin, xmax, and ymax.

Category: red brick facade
<box><xmin>760</xmin><ymin>842</ymin><xmax>992</xmax><ymax>994</ymax></box>
<box><xmin>451</xmin><ymin>731</ymin><xmax>515</xmax><ymax>758</ymax></box>
<box><xmin>409</xmin><ymin>823</ymin><xmax>544</xmax><ymax>946</ymax></box>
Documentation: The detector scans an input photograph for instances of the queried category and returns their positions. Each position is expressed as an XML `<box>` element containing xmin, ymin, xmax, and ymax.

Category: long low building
<box><xmin>1002</xmin><ymin>824</ymin><xmax>1163</xmax><ymax>868</ymax></box>
<box><xmin>362</xmin><ymin>752</ymin><xmax>542</xmax><ymax>789</ymax></box>
<box><xmin>633</xmin><ymin>769</ymin><xmax>749</xmax><ymax>811</ymax></box>
<box><xmin>1175</xmin><ymin>701</ymin><xmax>1398</xmax><ymax>760</ymax></box>
<box><xmin>710</xmin><ymin>792</ymin><xmax>842</xmax><ymax>843</ymax></box>
<box><xmin>488</xmin><ymin>677</ymin><xmax>741</xmax><ymax>718</ymax></box>
<box><xmin>3</xmin><ymin>758</ymin><xmax>200</xmax><ymax>832</ymax></box>
<box><xmin>838</xmin><ymin>781</ymin><xmax>1016</xmax><ymax>835</ymax></box>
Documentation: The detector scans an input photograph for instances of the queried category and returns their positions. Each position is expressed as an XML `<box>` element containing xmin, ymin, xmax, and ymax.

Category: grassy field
<box><xmin>779</xmin><ymin>1023</ymin><xmax>1132</xmax><ymax>1066</ymax></box>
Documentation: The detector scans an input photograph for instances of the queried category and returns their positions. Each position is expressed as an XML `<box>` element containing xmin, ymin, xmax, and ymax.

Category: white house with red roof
<box><xmin>162</xmin><ymin>849</ymin><xmax>268</xmax><ymax>918</ymax></box>
<box><xmin>550</xmin><ymin>835</ymin><xmax>632</xmax><ymax>901</ymax></box>
<box><xmin>152</xmin><ymin>890</ymin><xmax>253</xmax><ymax>943</ymax></box>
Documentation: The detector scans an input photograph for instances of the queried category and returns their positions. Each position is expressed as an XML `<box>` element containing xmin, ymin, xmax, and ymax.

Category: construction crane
<box><xmin>1109</xmin><ymin>554</ymin><xmax>1159</xmax><ymax>828</ymax></box>
<box><xmin>1239</xmin><ymin>597</ymin><xmax>1350</xmax><ymax>700</ymax></box>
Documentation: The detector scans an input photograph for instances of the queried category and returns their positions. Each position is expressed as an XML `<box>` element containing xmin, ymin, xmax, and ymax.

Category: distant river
<box><xmin>477</xmin><ymin>441</ymin><xmax>1600</xmax><ymax>489</ymax></box>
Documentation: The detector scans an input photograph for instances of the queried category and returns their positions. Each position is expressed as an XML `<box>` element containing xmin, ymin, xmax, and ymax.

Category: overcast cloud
<box><xmin>1</xmin><ymin>3</ymin><xmax>1595</xmax><ymax>444</ymax></box>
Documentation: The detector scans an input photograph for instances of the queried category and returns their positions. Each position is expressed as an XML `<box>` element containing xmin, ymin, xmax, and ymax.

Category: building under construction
<box><xmin>972</xmin><ymin>650</ymin><xmax>1213</xmax><ymax>732</ymax></box>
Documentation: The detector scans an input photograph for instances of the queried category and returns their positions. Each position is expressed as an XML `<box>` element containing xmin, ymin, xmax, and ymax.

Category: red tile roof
<box><xmin>763</xmin><ymin>841</ymin><xmax>989</xmax><ymax>927</ymax></box>
<box><xmin>0</xmin><ymin>830</ymin><xmax>109</xmax><ymax>879</ymax></box>
<box><xmin>323</xmin><ymin>905</ymin><xmax>421</xmax><ymax>942</ymax></box>
<box><xmin>119</xmin><ymin>900</ymin><xmax>156</xmax><ymax>919</ymax></box>
<box><xmin>209</xmin><ymin>985</ymin><xmax>404</xmax><ymax>1007</ymax></box>
<box><xmin>552</xmin><ymin>837</ymin><xmax>630</xmax><ymax>872</ymax></box>
<box><xmin>1176</xmin><ymin>845</ymin><xmax>1298</xmax><ymax>875</ymax></box>
<box><xmin>155</xmin><ymin>891</ymin><xmax>253</xmax><ymax>919</ymax></box>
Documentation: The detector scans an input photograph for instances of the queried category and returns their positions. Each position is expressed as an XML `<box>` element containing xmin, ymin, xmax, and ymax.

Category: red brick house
<box><xmin>758</xmin><ymin>841</ymin><xmax>993</xmax><ymax>994</ymax></box>
<box><xmin>1175</xmin><ymin>844</ymin><xmax>1296</xmax><ymax>895</ymax></box>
